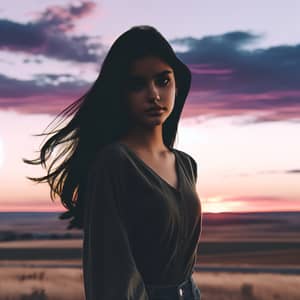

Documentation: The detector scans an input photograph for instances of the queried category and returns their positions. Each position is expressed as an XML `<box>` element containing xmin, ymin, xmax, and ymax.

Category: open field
<box><xmin>0</xmin><ymin>211</ymin><xmax>299</xmax><ymax>299</ymax></box>
<box><xmin>193</xmin><ymin>272</ymin><xmax>300</xmax><ymax>300</ymax></box>
<box><xmin>0</xmin><ymin>241</ymin><xmax>299</xmax><ymax>300</ymax></box>
<box><xmin>1</xmin><ymin>239</ymin><xmax>300</xmax><ymax>268</ymax></box>
<box><xmin>0</xmin><ymin>267</ymin><xmax>300</xmax><ymax>300</ymax></box>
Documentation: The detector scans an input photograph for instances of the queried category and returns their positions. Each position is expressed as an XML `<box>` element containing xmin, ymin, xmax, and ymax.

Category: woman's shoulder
<box><xmin>174</xmin><ymin>148</ymin><xmax>197</xmax><ymax>165</ymax></box>
<box><xmin>174</xmin><ymin>148</ymin><xmax>198</xmax><ymax>181</ymax></box>
<box><xmin>88</xmin><ymin>142</ymin><xmax>127</xmax><ymax>175</ymax></box>
<box><xmin>96</xmin><ymin>142</ymin><xmax>124</xmax><ymax>157</ymax></box>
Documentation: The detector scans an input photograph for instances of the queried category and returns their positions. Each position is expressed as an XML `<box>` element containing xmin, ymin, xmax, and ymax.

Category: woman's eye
<box><xmin>157</xmin><ymin>77</ymin><xmax>170</xmax><ymax>86</ymax></box>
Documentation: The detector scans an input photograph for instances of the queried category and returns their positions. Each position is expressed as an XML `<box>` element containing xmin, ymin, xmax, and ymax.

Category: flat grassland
<box><xmin>0</xmin><ymin>238</ymin><xmax>299</xmax><ymax>300</ymax></box>
<box><xmin>0</xmin><ymin>266</ymin><xmax>300</xmax><ymax>300</ymax></box>
<box><xmin>0</xmin><ymin>211</ymin><xmax>299</xmax><ymax>299</ymax></box>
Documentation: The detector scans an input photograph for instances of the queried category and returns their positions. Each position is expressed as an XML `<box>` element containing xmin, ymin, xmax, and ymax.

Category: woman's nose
<box><xmin>147</xmin><ymin>82</ymin><xmax>159</xmax><ymax>100</ymax></box>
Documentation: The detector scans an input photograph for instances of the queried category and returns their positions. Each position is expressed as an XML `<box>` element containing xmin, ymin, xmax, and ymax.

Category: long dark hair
<box><xmin>23</xmin><ymin>25</ymin><xmax>191</xmax><ymax>230</ymax></box>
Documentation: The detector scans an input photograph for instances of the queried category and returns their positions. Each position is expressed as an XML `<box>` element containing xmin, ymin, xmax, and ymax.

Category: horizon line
<box><xmin>1</xmin><ymin>210</ymin><xmax>300</xmax><ymax>214</ymax></box>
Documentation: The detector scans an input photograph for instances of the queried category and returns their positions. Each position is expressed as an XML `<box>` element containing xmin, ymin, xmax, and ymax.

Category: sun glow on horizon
<box><xmin>203</xmin><ymin>196</ymin><xmax>245</xmax><ymax>213</ymax></box>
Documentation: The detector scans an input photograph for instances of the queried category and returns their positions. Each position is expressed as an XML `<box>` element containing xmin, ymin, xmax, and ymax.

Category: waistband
<box><xmin>145</xmin><ymin>276</ymin><xmax>197</xmax><ymax>300</ymax></box>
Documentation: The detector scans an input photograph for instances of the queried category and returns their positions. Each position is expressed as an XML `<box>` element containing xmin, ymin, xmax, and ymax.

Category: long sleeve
<box><xmin>82</xmin><ymin>150</ymin><xmax>150</xmax><ymax>300</ymax></box>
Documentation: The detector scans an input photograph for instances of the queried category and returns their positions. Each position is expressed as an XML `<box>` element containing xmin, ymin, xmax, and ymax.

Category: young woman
<box><xmin>24</xmin><ymin>25</ymin><xmax>202</xmax><ymax>300</ymax></box>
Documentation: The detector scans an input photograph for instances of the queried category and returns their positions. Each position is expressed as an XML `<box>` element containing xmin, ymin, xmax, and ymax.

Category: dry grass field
<box><xmin>0</xmin><ymin>212</ymin><xmax>299</xmax><ymax>299</ymax></box>
<box><xmin>193</xmin><ymin>272</ymin><xmax>300</xmax><ymax>300</ymax></box>
<box><xmin>0</xmin><ymin>267</ymin><xmax>300</xmax><ymax>300</ymax></box>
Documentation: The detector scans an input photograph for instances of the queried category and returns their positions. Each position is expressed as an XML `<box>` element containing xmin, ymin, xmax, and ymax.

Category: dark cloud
<box><xmin>0</xmin><ymin>19</ymin><xmax>300</xmax><ymax>120</ymax></box>
<box><xmin>0</xmin><ymin>1</ymin><xmax>102</xmax><ymax>62</ymax></box>
<box><xmin>286</xmin><ymin>169</ymin><xmax>300</xmax><ymax>174</ymax></box>
<box><xmin>0</xmin><ymin>19</ymin><xmax>45</xmax><ymax>49</ymax></box>
<box><xmin>171</xmin><ymin>31</ymin><xmax>300</xmax><ymax>123</ymax></box>
<box><xmin>173</xmin><ymin>31</ymin><xmax>300</xmax><ymax>93</ymax></box>
<box><xmin>0</xmin><ymin>73</ymin><xmax>90</xmax><ymax>114</ymax></box>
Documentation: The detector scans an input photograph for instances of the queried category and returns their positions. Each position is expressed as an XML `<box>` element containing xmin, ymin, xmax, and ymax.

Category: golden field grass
<box><xmin>0</xmin><ymin>267</ymin><xmax>300</xmax><ymax>300</ymax></box>
<box><xmin>193</xmin><ymin>272</ymin><xmax>300</xmax><ymax>300</ymax></box>
<box><xmin>0</xmin><ymin>212</ymin><xmax>299</xmax><ymax>299</ymax></box>
<box><xmin>0</xmin><ymin>238</ymin><xmax>300</xmax><ymax>299</ymax></box>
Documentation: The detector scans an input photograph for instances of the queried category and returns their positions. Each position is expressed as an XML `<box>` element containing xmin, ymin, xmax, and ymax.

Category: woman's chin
<box><xmin>141</xmin><ymin>116</ymin><xmax>166</xmax><ymax>127</ymax></box>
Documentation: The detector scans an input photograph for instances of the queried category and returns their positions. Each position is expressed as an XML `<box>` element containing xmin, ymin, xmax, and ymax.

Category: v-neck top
<box><xmin>82</xmin><ymin>141</ymin><xmax>202</xmax><ymax>300</ymax></box>
<box><xmin>118</xmin><ymin>142</ymin><xmax>181</xmax><ymax>192</ymax></box>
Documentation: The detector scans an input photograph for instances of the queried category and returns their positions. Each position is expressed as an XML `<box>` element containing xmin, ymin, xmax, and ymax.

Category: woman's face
<box><xmin>123</xmin><ymin>55</ymin><xmax>178</xmax><ymax>128</ymax></box>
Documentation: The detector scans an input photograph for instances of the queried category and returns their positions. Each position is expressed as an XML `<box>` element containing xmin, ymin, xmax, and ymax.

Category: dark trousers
<box><xmin>145</xmin><ymin>276</ymin><xmax>201</xmax><ymax>300</ymax></box>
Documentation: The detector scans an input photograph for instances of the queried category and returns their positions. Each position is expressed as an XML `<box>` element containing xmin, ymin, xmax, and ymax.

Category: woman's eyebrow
<box><xmin>129</xmin><ymin>70</ymin><xmax>173</xmax><ymax>80</ymax></box>
<box><xmin>153</xmin><ymin>70</ymin><xmax>173</xmax><ymax>77</ymax></box>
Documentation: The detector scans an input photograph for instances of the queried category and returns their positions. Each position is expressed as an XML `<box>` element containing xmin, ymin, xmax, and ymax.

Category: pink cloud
<box><xmin>189</xmin><ymin>64</ymin><xmax>233</xmax><ymax>75</ymax></box>
<box><xmin>34</xmin><ymin>1</ymin><xmax>96</xmax><ymax>33</ymax></box>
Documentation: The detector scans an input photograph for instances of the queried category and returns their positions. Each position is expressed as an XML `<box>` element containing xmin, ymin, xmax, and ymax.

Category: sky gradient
<box><xmin>0</xmin><ymin>0</ymin><xmax>299</xmax><ymax>213</ymax></box>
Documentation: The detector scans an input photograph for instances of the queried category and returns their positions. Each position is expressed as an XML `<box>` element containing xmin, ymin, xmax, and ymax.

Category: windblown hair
<box><xmin>23</xmin><ymin>25</ymin><xmax>190</xmax><ymax>230</ymax></box>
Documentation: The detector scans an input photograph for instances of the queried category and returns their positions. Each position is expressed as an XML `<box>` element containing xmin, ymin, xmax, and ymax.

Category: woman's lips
<box><xmin>146</xmin><ymin>108</ymin><xmax>165</xmax><ymax>115</ymax></box>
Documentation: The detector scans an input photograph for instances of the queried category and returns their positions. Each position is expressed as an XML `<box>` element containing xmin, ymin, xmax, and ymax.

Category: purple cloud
<box><xmin>36</xmin><ymin>1</ymin><xmax>96</xmax><ymax>33</ymax></box>
<box><xmin>171</xmin><ymin>31</ymin><xmax>300</xmax><ymax>122</ymax></box>
<box><xmin>0</xmin><ymin>73</ymin><xmax>89</xmax><ymax>114</ymax></box>
<box><xmin>0</xmin><ymin>15</ymin><xmax>300</xmax><ymax>122</ymax></box>
<box><xmin>0</xmin><ymin>1</ymin><xmax>101</xmax><ymax>62</ymax></box>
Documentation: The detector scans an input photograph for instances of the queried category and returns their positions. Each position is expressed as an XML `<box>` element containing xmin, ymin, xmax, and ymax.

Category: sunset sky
<box><xmin>0</xmin><ymin>0</ymin><xmax>299</xmax><ymax>213</ymax></box>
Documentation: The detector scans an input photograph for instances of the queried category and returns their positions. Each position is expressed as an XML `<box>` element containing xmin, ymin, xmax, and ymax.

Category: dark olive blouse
<box><xmin>82</xmin><ymin>141</ymin><xmax>202</xmax><ymax>300</ymax></box>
